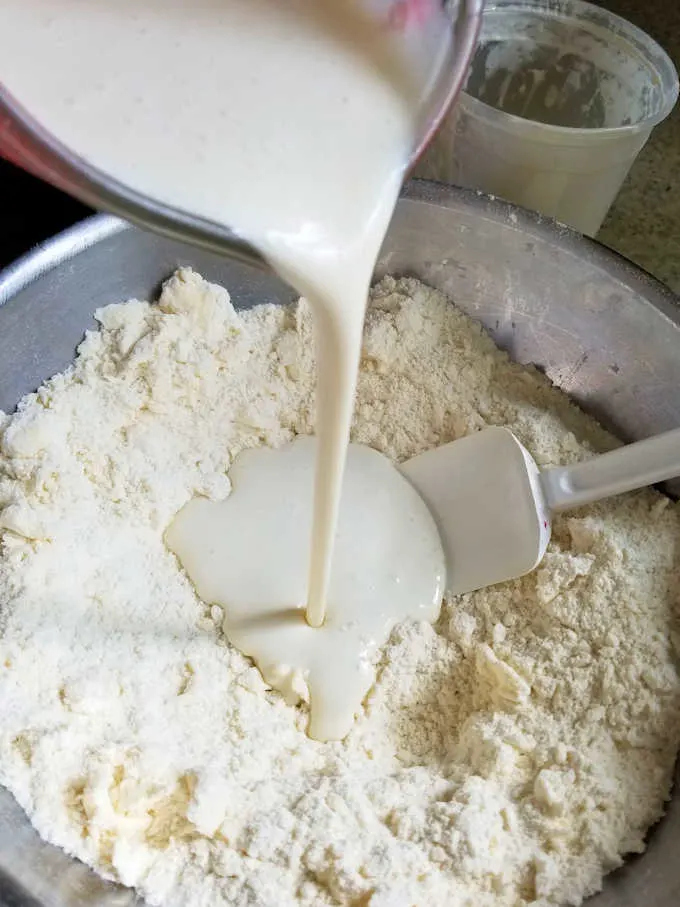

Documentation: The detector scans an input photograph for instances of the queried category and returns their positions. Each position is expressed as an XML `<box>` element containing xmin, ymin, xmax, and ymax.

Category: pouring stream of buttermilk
<box><xmin>0</xmin><ymin>0</ymin><xmax>451</xmax><ymax>740</ymax></box>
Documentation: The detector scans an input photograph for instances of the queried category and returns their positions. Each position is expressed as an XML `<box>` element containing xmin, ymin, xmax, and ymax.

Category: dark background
<box><xmin>0</xmin><ymin>159</ymin><xmax>91</xmax><ymax>270</ymax></box>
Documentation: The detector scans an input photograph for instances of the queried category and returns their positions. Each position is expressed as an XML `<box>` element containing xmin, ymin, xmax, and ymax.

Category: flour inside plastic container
<box><xmin>1</xmin><ymin>269</ymin><xmax>679</xmax><ymax>907</ymax></box>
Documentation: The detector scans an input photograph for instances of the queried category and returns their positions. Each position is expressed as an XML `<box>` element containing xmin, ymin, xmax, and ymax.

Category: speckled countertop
<box><xmin>594</xmin><ymin>0</ymin><xmax>680</xmax><ymax>293</ymax></box>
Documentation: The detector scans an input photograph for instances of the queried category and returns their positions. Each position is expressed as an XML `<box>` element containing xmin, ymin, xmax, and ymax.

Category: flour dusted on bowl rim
<box><xmin>1</xmin><ymin>269</ymin><xmax>679</xmax><ymax>907</ymax></box>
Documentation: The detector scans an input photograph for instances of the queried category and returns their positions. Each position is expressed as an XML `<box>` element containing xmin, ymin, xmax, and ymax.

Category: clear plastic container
<box><xmin>415</xmin><ymin>0</ymin><xmax>679</xmax><ymax>236</ymax></box>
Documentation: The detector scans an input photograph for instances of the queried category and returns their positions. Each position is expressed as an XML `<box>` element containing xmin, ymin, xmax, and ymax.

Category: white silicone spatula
<box><xmin>400</xmin><ymin>426</ymin><xmax>680</xmax><ymax>596</ymax></box>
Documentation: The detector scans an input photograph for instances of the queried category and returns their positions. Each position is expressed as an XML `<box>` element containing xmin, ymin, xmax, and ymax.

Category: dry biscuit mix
<box><xmin>1</xmin><ymin>269</ymin><xmax>679</xmax><ymax>906</ymax></box>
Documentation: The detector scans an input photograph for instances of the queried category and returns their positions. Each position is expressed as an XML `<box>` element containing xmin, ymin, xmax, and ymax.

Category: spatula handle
<box><xmin>542</xmin><ymin>428</ymin><xmax>680</xmax><ymax>513</ymax></box>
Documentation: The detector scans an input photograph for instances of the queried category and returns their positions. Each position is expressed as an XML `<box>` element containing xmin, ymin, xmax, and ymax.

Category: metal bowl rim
<box><xmin>2</xmin><ymin>181</ymin><xmax>678</xmax><ymax>329</ymax></box>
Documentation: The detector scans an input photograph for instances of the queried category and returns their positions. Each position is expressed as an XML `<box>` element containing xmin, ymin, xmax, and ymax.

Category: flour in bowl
<box><xmin>1</xmin><ymin>270</ymin><xmax>679</xmax><ymax>907</ymax></box>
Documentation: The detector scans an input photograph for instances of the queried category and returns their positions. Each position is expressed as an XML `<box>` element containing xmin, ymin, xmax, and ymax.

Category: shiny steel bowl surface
<box><xmin>0</xmin><ymin>181</ymin><xmax>679</xmax><ymax>906</ymax></box>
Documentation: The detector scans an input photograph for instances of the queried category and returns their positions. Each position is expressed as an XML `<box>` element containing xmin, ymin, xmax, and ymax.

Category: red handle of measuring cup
<box><xmin>387</xmin><ymin>0</ymin><xmax>440</xmax><ymax>29</ymax></box>
<box><xmin>0</xmin><ymin>91</ymin><xmax>77</xmax><ymax>193</ymax></box>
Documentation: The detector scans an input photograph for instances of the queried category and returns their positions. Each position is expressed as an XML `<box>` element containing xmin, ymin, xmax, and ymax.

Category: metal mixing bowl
<box><xmin>0</xmin><ymin>181</ymin><xmax>678</xmax><ymax>906</ymax></box>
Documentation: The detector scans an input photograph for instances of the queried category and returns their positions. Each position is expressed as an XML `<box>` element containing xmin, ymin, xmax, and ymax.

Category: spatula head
<box><xmin>400</xmin><ymin>427</ymin><xmax>552</xmax><ymax>596</ymax></box>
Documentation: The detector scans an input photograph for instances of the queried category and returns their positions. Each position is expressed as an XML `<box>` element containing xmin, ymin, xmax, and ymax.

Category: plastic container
<box><xmin>415</xmin><ymin>0</ymin><xmax>679</xmax><ymax>236</ymax></box>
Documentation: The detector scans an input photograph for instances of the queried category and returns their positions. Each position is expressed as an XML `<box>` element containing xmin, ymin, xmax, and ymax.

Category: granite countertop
<box><xmin>594</xmin><ymin>0</ymin><xmax>680</xmax><ymax>294</ymax></box>
<box><xmin>0</xmin><ymin>0</ymin><xmax>678</xmax><ymax>294</ymax></box>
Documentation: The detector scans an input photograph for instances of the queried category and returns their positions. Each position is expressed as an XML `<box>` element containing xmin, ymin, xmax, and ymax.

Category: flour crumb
<box><xmin>1</xmin><ymin>270</ymin><xmax>679</xmax><ymax>907</ymax></box>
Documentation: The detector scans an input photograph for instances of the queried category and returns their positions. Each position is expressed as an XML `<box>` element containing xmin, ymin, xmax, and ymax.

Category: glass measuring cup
<box><xmin>0</xmin><ymin>0</ymin><xmax>482</xmax><ymax>267</ymax></box>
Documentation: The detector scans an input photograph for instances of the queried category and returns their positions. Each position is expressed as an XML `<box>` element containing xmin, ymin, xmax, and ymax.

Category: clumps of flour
<box><xmin>1</xmin><ymin>269</ymin><xmax>679</xmax><ymax>907</ymax></box>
